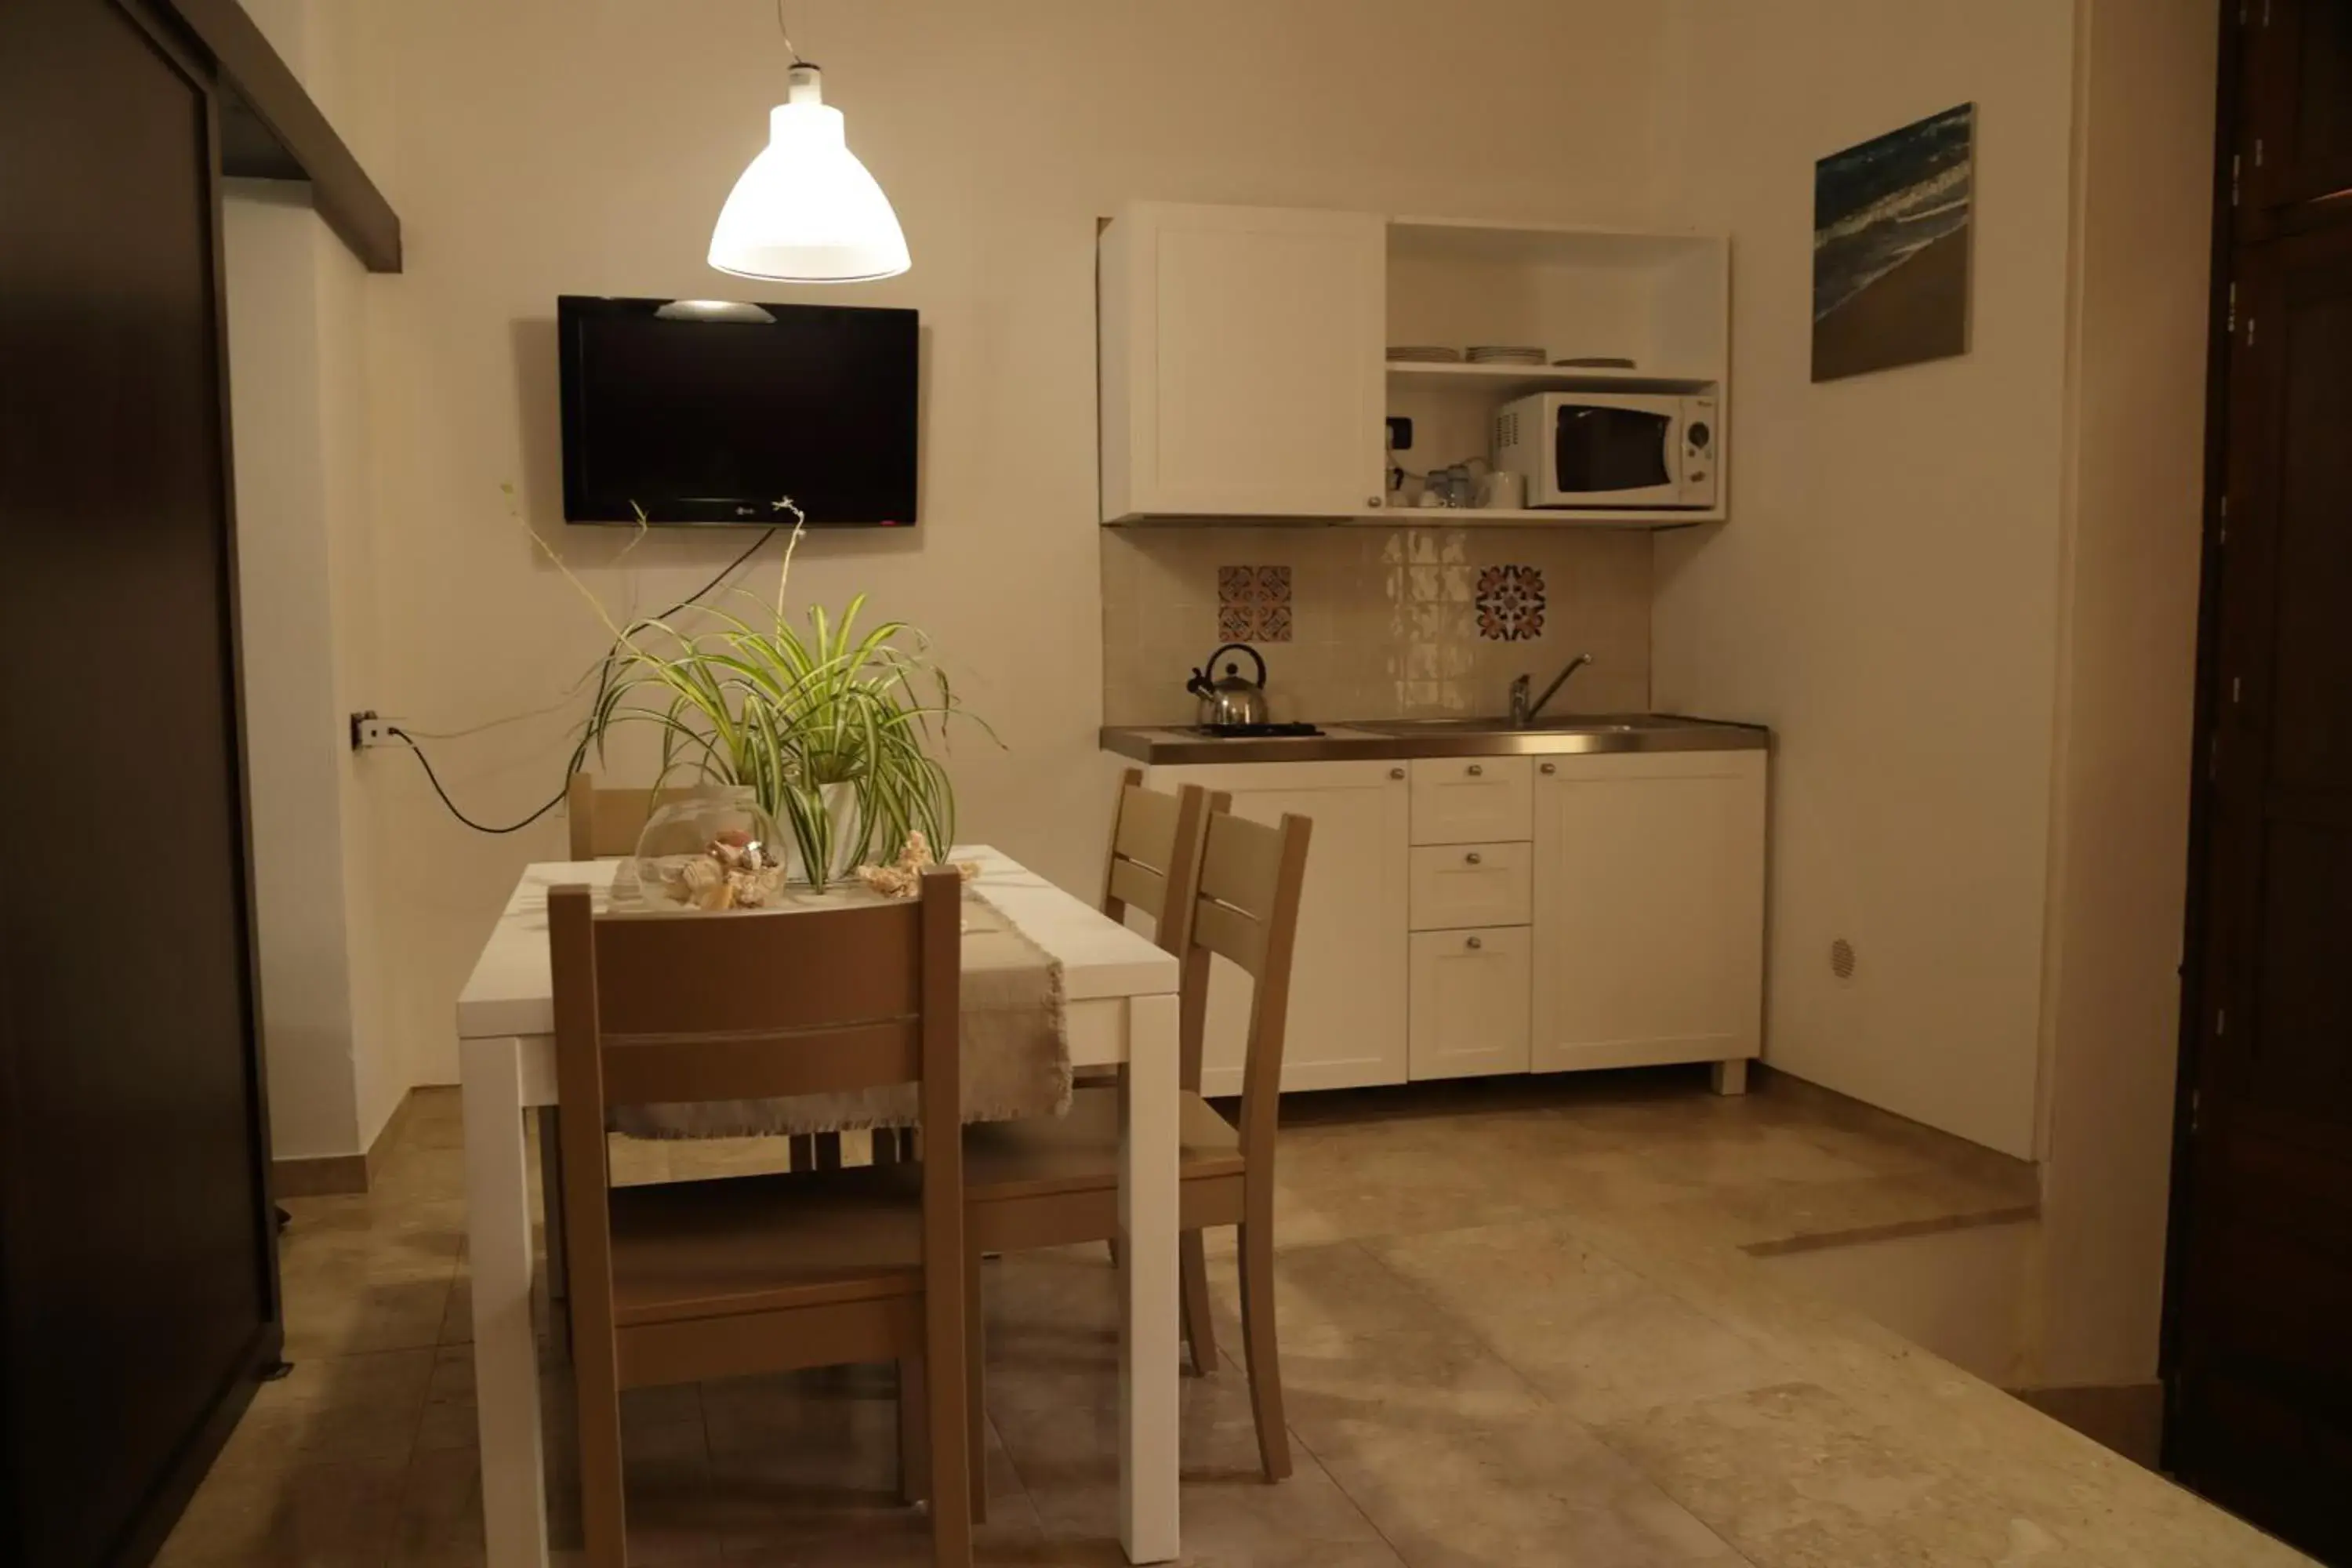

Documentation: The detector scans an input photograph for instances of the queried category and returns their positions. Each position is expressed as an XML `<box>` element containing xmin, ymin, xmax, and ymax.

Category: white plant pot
<box><xmin>789</xmin><ymin>781</ymin><xmax>868</xmax><ymax>887</ymax></box>
<box><xmin>822</xmin><ymin>780</ymin><xmax>865</xmax><ymax>881</ymax></box>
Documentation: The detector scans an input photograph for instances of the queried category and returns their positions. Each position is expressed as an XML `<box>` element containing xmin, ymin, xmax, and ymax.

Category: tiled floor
<box><xmin>158</xmin><ymin>1069</ymin><xmax>2307</xmax><ymax>1567</ymax></box>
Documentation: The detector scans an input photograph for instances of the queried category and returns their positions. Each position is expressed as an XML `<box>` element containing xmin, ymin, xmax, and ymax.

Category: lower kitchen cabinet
<box><xmin>1408</xmin><ymin>926</ymin><xmax>1532</xmax><ymax>1079</ymax></box>
<box><xmin>1147</xmin><ymin>746</ymin><xmax>1764</xmax><ymax>1097</ymax></box>
<box><xmin>1146</xmin><ymin>760</ymin><xmax>1410</xmax><ymax>1096</ymax></box>
<box><xmin>1531</xmin><ymin>750</ymin><xmax>1766</xmax><ymax>1073</ymax></box>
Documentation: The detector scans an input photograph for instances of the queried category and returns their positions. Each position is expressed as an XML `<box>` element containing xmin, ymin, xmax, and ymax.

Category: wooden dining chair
<box><xmin>560</xmin><ymin>771</ymin><xmax>844</xmax><ymax>1174</ymax></box>
<box><xmin>963</xmin><ymin>806</ymin><xmax>1312</xmax><ymax>1490</ymax></box>
<box><xmin>1080</xmin><ymin>774</ymin><xmax>1226</xmax><ymax>1353</ymax></box>
<box><xmin>564</xmin><ymin>772</ymin><xmax>713</xmax><ymax>860</ymax></box>
<box><xmin>549</xmin><ymin>869</ymin><xmax>971</xmax><ymax>1566</ymax></box>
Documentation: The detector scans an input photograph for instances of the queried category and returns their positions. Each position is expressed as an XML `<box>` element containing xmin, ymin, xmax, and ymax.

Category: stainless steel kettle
<box><xmin>1185</xmin><ymin>644</ymin><xmax>1270</xmax><ymax>727</ymax></box>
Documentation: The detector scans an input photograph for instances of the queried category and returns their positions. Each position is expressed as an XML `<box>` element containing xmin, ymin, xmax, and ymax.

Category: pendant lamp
<box><xmin>708</xmin><ymin>61</ymin><xmax>909</xmax><ymax>283</ymax></box>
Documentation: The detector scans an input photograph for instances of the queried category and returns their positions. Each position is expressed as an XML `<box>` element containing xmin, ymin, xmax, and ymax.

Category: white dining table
<box><xmin>455</xmin><ymin>847</ymin><xmax>1183</xmax><ymax>1564</ymax></box>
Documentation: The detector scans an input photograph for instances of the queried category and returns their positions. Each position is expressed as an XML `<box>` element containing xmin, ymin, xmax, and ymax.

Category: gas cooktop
<box><xmin>1188</xmin><ymin>721</ymin><xmax>1325</xmax><ymax>739</ymax></box>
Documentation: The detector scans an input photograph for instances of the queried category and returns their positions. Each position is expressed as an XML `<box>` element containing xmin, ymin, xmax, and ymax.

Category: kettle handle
<box><xmin>1201</xmin><ymin>643</ymin><xmax>1269</xmax><ymax>688</ymax></box>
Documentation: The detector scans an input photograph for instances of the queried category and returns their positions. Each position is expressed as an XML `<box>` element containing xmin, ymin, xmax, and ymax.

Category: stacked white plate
<box><xmin>1466</xmin><ymin>345</ymin><xmax>1546</xmax><ymax>365</ymax></box>
<box><xmin>1387</xmin><ymin>346</ymin><xmax>1461</xmax><ymax>363</ymax></box>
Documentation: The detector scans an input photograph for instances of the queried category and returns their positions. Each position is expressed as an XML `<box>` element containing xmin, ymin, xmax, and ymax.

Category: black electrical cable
<box><xmin>388</xmin><ymin>728</ymin><xmax>567</xmax><ymax>834</ymax></box>
<box><xmin>401</xmin><ymin>525</ymin><xmax>782</xmax><ymax>834</ymax></box>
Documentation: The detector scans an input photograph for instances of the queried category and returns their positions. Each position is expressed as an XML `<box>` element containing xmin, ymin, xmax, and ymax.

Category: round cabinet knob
<box><xmin>1467</xmin><ymin>764</ymin><xmax>1484</xmax><ymax>777</ymax></box>
<box><xmin>1367</xmin><ymin>495</ymin><xmax>1384</xmax><ymax>508</ymax></box>
<box><xmin>1541</xmin><ymin>762</ymin><xmax>1558</xmax><ymax>775</ymax></box>
<box><xmin>1389</xmin><ymin>767</ymin><xmax>1406</xmax><ymax>780</ymax></box>
<box><xmin>1465</xmin><ymin>851</ymin><xmax>1483</xmax><ymax>866</ymax></box>
<box><xmin>1466</xmin><ymin>935</ymin><xmax>1483</xmax><ymax>950</ymax></box>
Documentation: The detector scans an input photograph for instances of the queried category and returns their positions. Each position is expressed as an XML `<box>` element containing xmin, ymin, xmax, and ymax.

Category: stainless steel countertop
<box><xmin>1101</xmin><ymin>713</ymin><xmax>1770</xmax><ymax>766</ymax></box>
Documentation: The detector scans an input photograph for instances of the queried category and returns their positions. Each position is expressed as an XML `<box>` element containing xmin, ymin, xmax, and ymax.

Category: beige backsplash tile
<box><xmin>1102</xmin><ymin>524</ymin><xmax>1651</xmax><ymax>725</ymax></box>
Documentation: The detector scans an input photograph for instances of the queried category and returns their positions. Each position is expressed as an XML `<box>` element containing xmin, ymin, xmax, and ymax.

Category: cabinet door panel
<box><xmin>1532</xmin><ymin>753</ymin><xmax>1765</xmax><ymax>1072</ymax></box>
<box><xmin>2246</xmin><ymin>0</ymin><xmax>2352</xmax><ymax>217</ymax></box>
<box><xmin>1146</xmin><ymin>760</ymin><xmax>1408</xmax><ymax>1094</ymax></box>
<box><xmin>1410</xmin><ymin>757</ymin><xmax>1534</xmax><ymax>844</ymax></box>
<box><xmin>1409</xmin><ymin>927</ymin><xmax>1532</xmax><ymax>1080</ymax></box>
<box><xmin>1105</xmin><ymin>204</ymin><xmax>1385</xmax><ymax>519</ymax></box>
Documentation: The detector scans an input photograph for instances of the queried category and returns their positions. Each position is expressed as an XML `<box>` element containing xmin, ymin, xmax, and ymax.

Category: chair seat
<box><xmin>608</xmin><ymin>1163</ymin><xmax>924</xmax><ymax>1327</ymax></box>
<box><xmin>964</xmin><ymin>1086</ymin><xmax>1243</xmax><ymax>1202</ymax></box>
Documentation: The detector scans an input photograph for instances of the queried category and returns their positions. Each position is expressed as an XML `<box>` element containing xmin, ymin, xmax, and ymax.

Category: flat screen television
<box><xmin>557</xmin><ymin>295</ymin><xmax>918</xmax><ymax>527</ymax></box>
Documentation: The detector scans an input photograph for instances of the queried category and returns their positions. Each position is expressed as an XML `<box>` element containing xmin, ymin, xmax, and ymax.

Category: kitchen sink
<box><xmin>1357</xmin><ymin>713</ymin><xmax>1682</xmax><ymax>736</ymax></box>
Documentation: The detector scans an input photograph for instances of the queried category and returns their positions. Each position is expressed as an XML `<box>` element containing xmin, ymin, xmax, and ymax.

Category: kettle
<box><xmin>1185</xmin><ymin>644</ymin><xmax>1270</xmax><ymax>727</ymax></box>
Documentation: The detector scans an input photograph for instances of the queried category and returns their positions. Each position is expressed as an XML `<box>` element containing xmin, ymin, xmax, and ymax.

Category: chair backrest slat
<box><xmin>566</xmin><ymin>772</ymin><xmax>713</xmax><ymax>860</ymax></box>
<box><xmin>1111</xmin><ymin>780</ymin><xmax>1183</xmax><ymax>867</ymax></box>
<box><xmin>1197</xmin><ymin>818</ymin><xmax>1286</xmax><ymax>934</ymax></box>
<box><xmin>1105</xmin><ymin>855</ymin><xmax>1168</xmax><ymax>920</ymax></box>
<box><xmin>1190</xmin><ymin>898</ymin><xmax>1269</xmax><ymax>977</ymax></box>
<box><xmin>597</xmin><ymin>1022</ymin><xmax>921</xmax><ymax>1107</ymax></box>
<box><xmin>592</xmin><ymin>901</ymin><xmax>923</xmax><ymax>1044</ymax></box>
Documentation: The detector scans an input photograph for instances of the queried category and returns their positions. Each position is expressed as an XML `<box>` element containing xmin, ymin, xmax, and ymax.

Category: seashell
<box><xmin>677</xmin><ymin>857</ymin><xmax>723</xmax><ymax>905</ymax></box>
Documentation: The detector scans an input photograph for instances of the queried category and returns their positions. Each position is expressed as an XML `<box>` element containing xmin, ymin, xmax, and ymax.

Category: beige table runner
<box><xmin>607</xmin><ymin>889</ymin><xmax>1072</xmax><ymax>1140</ymax></box>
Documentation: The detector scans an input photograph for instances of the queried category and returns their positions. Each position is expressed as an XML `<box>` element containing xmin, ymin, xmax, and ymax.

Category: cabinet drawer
<box><xmin>1408</xmin><ymin>927</ymin><xmax>1533</xmax><ymax>1080</ymax></box>
<box><xmin>1409</xmin><ymin>757</ymin><xmax>1533</xmax><ymax>844</ymax></box>
<box><xmin>1409</xmin><ymin>842</ymin><xmax>1533</xmax><ymax>931</ymax></box>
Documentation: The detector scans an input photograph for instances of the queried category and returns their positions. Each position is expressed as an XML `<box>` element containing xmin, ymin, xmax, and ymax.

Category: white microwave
<box><xmin>1493</xmin><ymin>391</ymin><xmax>1718</xmax><ymax>510</ymax></box>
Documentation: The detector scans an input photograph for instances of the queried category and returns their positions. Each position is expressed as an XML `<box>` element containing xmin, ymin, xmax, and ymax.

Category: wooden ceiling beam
<box><xmin>150</xmin><ymin>0</ymin><xmax>401</xmax><ymax>272</ymax></box>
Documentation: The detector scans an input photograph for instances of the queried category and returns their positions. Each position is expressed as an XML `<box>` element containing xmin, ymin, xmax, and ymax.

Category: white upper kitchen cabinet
<box><xmin>1099</xmin><ymin>203</ymin><xmax>1388</xmax><ymax>522</ymax></box>
<box><xmin>1144</xmin><ymin>759</ymin><xmax>1410</xmax><ymax>1096</ymax></box>
<box><xmin>1531</xmin><ymin>750</ymin><xmax>1766</xmax><ymax>1074</ymax></box>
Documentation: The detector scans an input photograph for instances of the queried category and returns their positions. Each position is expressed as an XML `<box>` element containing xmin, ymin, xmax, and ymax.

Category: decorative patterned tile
<box><xmin>1214</xmin><ymin>564</ymin><xmax>1294</xmax><ymax>642</ymax></box>
<box><xmin>1475</xmin><ymin>564</ymin><xmax>1547</xmax><ymax>642</ymax></box>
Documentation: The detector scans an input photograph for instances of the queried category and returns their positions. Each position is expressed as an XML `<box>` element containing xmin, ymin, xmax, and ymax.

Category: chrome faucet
<box><xmin>1509</xmin><ymin>652</ymin><xmax>1594</xmax><ymax>728</ymax></box>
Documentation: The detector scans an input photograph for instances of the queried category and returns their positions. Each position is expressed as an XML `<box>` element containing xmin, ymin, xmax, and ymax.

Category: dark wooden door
<box><xmin>0</xmin><ymin>2</ymin><xmax>279</xmax><ymax>1564</ymax></box>
<box><xmin>2168</xmin><ymin>15</ymin><xmax>2352</xmax><ymax>1548</ymax></box>
<box><xmin>2244</xmin><ymin>0</ymin><xmax>2352</xmax><ymax>216</ymax></box>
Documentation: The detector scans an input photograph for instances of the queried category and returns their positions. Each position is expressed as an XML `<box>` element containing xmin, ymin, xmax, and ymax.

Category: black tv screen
<box><xmin>557</xmin><ymin>295</ymin><xmax>917</xmax><ymax>527</ymax></box>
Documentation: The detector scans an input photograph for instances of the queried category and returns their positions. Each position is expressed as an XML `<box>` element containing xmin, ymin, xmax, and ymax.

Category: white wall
<box><xmin>225</xmin><ymin>0</ymin><xmax>402</xmax><ymax>1160</ymax></box>
<box><xmin>350</xmin><ymin>0</ymin><xmax>1684</xmax><ymax>1085</ymax></box>
<box><xmin>227</xmin><ymin>184</ymin><xmax>365</xmax><ymax>1161</ymax></box>
<box><xmin>1652</xmin><ymin>1</ymin><xmax>2083</xmax><ymax>1157</ymax></box>
<box><xmin>2030</xmin><ymin>0</ymin><xmax>2213</xmax><ymax>1388</ymax></box>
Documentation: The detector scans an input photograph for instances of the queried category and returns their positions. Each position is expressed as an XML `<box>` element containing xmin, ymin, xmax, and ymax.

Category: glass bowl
<box><xmin>626</xmin><ymin>784</ymin><xmax>787</xmax><ymax>912</ymax></box>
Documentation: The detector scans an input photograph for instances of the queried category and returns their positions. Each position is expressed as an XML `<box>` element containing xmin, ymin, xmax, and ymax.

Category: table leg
<box><xmin>1118</xmin><ymin>990</ymin><xmax>1181</xmax><ymax>1563</ymax></box>
<box><xmin>463</xmin><ymin>1038</ymin><xmax>550</xmax><ymax>1567</ymax></box>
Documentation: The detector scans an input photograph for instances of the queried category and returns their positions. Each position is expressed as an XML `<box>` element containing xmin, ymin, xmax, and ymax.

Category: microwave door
<box><xmin>1555</xmin><ymin>405</ymin><xmax>1675</xmax><ymax>498</ymax></box>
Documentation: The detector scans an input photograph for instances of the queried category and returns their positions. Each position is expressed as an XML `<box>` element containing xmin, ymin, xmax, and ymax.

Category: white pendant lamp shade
<box><xmin>708</xmin><ymin>65</ymin><xmax>909</xmax><ymax>283</ymax></box>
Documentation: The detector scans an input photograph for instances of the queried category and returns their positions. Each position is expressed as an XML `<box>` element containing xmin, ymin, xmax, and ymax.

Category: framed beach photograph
<box><xmin>1812</xmin><ymin>103</ymin><xmax>1976</xmax><ymax>382</ymax></box>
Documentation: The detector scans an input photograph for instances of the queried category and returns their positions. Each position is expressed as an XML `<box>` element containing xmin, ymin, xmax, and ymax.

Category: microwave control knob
<box><xmin>1687</xmin><ymin>422</ymin><xmax>1711</xmax><ymax>449</ymax></box>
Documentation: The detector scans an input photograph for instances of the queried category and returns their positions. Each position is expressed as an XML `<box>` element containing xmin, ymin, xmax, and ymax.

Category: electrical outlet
<box><xmin>349</xmin><ymin>710</ymin><xmax>397</xmax><ymax>751</ymax></box>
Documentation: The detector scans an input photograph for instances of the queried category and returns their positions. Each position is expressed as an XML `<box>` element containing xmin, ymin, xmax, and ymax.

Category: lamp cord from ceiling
<box><xmin>774</xmin><ymin>0</ymin><xmax>800</xmax><ymax>64</ymax></box>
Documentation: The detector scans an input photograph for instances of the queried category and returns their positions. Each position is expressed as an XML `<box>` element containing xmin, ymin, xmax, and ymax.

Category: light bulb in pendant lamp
<box><xmin>708</xmin><ymin>64</ymin><xmax>909</xmax><ymax>284</ymax></box>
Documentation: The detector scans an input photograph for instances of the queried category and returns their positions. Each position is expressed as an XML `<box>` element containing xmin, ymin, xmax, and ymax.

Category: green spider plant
<box><xmin>523</xmin><ymin>489</ymin><xmax>988</xmax><ymax>889</ymax></box>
